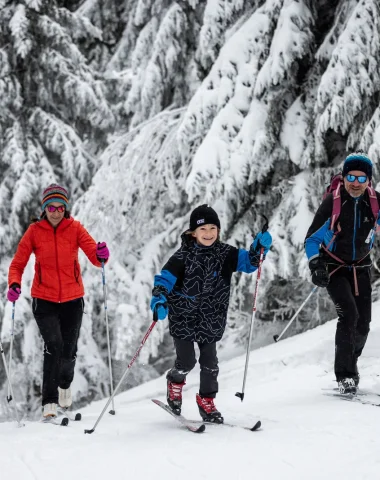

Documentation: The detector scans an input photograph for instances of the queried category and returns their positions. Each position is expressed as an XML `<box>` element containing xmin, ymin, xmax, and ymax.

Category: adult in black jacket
<box><xmin>305</xmin><ymin>152</ymin><xmax>380</xmax><ymax>394</ymax></box>
<box><xmin>150</xmin><ymin>205</ymin><xmax>272</xmax><ymax>422</ymax></box>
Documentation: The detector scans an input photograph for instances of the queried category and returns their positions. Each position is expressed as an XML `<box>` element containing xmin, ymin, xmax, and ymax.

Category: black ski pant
<box><xmin>33</xmin><ymin>297</ymin><xmax>83</xmax><ymax>405</ymax></box>
<box><xmin>167</xmin><ymin>337</ymin><xmax>219</xmax><ymax>398</ymax></box>
<box><xmin>326</xmin><ymin>267</ymin><xmax>371</xmax><ymax>381</ymax></box>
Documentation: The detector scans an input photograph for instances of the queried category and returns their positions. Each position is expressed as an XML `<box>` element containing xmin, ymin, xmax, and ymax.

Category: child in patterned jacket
<box><xmin>150</xmin><ymin>204</ymin><xmax>272</xmax><ymax>423</ymax></box>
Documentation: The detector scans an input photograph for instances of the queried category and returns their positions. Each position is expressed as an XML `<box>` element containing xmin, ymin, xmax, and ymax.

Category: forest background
<box><xmin>1</xmin><ymin>0</ymin><xmax>380</xmax><ymax>416</ymax></box>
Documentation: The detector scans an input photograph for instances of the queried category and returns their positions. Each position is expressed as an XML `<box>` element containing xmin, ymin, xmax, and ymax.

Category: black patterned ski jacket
<box><xmin>153</xmin><ymin>233</ymin><xmax>257</xmax><ymax>344</ymax></box>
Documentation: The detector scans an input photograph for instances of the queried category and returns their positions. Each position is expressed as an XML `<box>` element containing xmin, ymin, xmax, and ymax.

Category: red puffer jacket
<box><xmin>8</xmin><ymin>217</ymin><xmax>103</xmax><ymax>303</ymax></box>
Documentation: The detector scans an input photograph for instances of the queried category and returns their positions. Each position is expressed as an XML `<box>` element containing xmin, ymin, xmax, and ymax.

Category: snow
<box><xmin>3</xmin><ymin>0</ymin><xmax>380</xmax><ymax>459</ymax></box>
<box><xmin>3</xmin><ymin>302</ymin><xmax>380</xmax><ymax>479</ymax></box>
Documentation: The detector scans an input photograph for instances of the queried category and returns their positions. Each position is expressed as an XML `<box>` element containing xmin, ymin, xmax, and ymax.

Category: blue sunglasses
<box><xmin>346</xmin><ymin>174</ymin><xmax>368</xmax><ymax>184</ymax></box>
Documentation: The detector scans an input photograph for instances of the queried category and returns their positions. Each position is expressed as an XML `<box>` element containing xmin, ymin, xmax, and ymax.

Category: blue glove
<box><xmin>253</xmin><ymin>231</ymin><xmax>272</xmax><ymax>253</ymax></box>
<box><xmin>150</xmin><ymin>286</ymin><xmax>168</xmax><ymax>321</ymax></box>
<box><xmin>249</xmin><ymin>231</ymin><xmax>272</xmax><ymax>266</ymax></box>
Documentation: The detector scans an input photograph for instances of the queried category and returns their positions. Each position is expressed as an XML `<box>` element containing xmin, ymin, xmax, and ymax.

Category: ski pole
<box><xmin>0</xmin><ymin>338</ymin><xmax>24</xmax><ymax>427</ymax></box>
<box><xmin>236</xmin><ymin>215</ymin><xmax>268</xmax><ymax>402</ymax></box>
<box><xmin>84</xmin><ymin>312</ymin><xmax>158</xmax><ymax>434</ymax></box>
<box><xmin>273</xmin><ymin>285</ymin><xmax>318</xmax><ymax>342</ymax></box>
<box><xmin>101</xmin><ymin>260</ymin><xmax>115</xmax><ymax>415</ymax></box>
<box><xmin>7</xmin><ymin>302</ymin><xmax>15</xmax><ymax>403</ymax></box>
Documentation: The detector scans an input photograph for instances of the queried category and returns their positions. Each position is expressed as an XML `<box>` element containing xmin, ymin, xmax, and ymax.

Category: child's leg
<box><xmin>198</xmin><ymin>342</ymin><xmax>219</xmax><ymax>398</ymax></box>
<box><xmin>166</xmin><ymin>337</ymin><xmax>197</xmax><ymax>383</ymax></box>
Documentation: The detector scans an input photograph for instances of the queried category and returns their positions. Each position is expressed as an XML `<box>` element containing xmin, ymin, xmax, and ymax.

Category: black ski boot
<box><xmin>338</xmin><ymin>378</ymin><xmax>357</xmax><ymax>394</ymax></box>
<box><xmin>167</xmin><ymin>380</ymin><xmax>185</xmax><ymax>415</ymax></box>
<box><xmin>196</xmin><ymin>393</ymin><xmax>224</xmax><ymax>424</ymax></box>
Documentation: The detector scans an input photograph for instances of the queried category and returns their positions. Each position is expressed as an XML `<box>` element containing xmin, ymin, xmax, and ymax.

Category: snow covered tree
<box><xmin>77</xmin><ymin>0</ymin><xmax>380</xmax><ymax>379</ymax></box>
<box><xmin>79</xmin><ymin>1</ymin><xmax>206</xmax><ymax>127</ymax></box>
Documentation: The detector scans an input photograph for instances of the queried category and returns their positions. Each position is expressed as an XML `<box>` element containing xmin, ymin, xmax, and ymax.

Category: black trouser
<box><xmin>33</xmin><ymin>298</ymin><xmax>83</xmax><ymax>405</ymax></box>
<box><xmin>326</xmin><ymin>267</ymin><xmax>371</xmax><ymax>381</ymax></box>
<box><xmin>166</xmin><ymin>337</ymin><xmax>219</xmax><ymax>398</ymax></box>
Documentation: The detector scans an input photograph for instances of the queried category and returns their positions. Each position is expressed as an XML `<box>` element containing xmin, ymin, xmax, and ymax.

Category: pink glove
<box><xmin>7</xmin><ymin>285</ymin><xmax>21</xmax><ymax>302</ymax></box>
<box><xmin>96</xmin><ymin>242</ymin><xmax>109</xmax><ymax>261</ymax></box>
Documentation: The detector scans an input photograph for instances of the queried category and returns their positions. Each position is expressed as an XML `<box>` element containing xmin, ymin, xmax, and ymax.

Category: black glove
<box><xmin>309</xmin><ymin>257</ymin><xmax>329</xmax><ymax>288</ymax></box>
<box><xmin>248</xmin><ymin>246</ymin><xmax>261</xmax><ymax>267</ymax></box>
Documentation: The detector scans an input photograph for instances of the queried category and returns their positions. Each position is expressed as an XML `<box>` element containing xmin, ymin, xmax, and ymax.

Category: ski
<box><xmin>215</xmin><ymin>420</ymin><xmax>261</xmax><ymax>431</ymax></box>
<box><xmin>188</xmin><ymin>418</ymin><xmax>261</xmax><ymax>431</ymax></box>
<box><xmin>152</xmin><ymin>399</ymin><xmax>261</xmax><ymax>432</ymax></box>
<box><xmin>58</xmin><ymin>407</ymin><xmax>82</xmax><ymax>421</ymax></box>
<box><xmin>41</xmin><ymin>416</ymin><xmax>69</xmax><ymax>426</ymax></box>
<box><xmin>152</xmin><ymin>399</ymin><xmax>205</xmax><ymax>433</ymax></box>
<box><xmin>323</xmin><ymin>390</ymin><xmax>380</xmax><ymax>407</ymax></box>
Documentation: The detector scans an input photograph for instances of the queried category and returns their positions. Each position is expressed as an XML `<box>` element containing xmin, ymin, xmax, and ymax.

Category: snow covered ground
<box><xmin>2</xmin><ymin>303</ymin><xmax>380</xmax><ymax>480</ymax></box>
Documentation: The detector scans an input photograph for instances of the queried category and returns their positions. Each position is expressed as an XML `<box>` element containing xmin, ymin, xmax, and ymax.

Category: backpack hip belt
<box><xmin>322</xmin><ymin>244</ymin><xmax>371</xmax><ymax>296</ymax></box>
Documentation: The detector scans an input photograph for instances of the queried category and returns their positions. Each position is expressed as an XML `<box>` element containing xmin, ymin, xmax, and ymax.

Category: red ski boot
<box><xmin>196</xmin><ymin>393</ymin><xmax>224</xmax><ymax>424</ymax></box>
<box><xmin>167</xmin><ymin>380</ymin><xmax>185</xmax><ymax>415</ymax></box>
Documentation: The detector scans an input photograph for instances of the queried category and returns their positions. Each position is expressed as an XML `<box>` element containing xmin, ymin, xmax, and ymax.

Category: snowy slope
<box><xmin>2</xmin><ymin>303</ymin><xmax>380</xmax><ymax>480</ymax></box>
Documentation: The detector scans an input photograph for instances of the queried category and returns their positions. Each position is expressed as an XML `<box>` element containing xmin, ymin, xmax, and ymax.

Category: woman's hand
<box><xmin>96</xmin><ymin>242</ymin><xmax>110</xmax><ymax>261</ymax></box>
<box><xmin>7</xmin><ymin>284</ymin><xmax>21</xmax><ymax>302</ymax></box>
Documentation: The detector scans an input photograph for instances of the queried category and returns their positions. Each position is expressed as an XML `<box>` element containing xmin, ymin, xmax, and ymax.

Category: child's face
<box><xmin>192</xmin><ymin>224</ymin><xmax>218</xmax><ymax>246</ymax></box>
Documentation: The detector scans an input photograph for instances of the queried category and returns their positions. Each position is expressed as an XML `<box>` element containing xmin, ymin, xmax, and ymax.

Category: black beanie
<box><xmin>342</xmin><ymin>152</ymin><xmax>373</xmax><ymax>180</ymax></box>
<box><xmin>189</xmin><ymin>204</ymin><xmax>221</xmax><ymax>231</ymax></box>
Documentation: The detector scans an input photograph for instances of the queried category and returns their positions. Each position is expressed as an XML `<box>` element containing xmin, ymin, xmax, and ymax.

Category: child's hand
<box><xmin>249</xmin><ymin>231</ymin><xmax>272</xmax><ymax>266</ymax></box>
<box><xmin>150</xmin><ymin>286</ymin><xmax>168</xmax><ymax>320</ymax></box>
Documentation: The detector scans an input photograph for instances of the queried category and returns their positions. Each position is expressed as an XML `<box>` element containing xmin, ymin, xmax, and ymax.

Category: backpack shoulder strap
<box><xmin>330</xmin><ymin>185</ymin><xmax>342</xmax><ymax>231</ymax></box>
<box><xmin>366</xmin><ymin>186</ymin><xmax>379</xmax><ymax>223</ymax></box>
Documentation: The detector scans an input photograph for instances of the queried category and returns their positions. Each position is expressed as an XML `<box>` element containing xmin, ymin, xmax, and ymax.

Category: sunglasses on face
<box><xmin>47</xmin><ymin>205</ymin><xmax>65</xmax><ymax>213</ymax></box>
<box><xmin>346</xmin><ymin>174</ymin><xmax>368</xmax><ymax>184</ymax></box>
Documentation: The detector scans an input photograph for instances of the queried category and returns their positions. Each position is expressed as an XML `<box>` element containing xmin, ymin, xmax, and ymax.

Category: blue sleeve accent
<box><xmin>236</xmin><ymin>249</ymin><xmax>257</xmax><ymax>273</ymax></box>
<box><xmin>377</xmin><ymin>211</ymin><xmax>380</xmax><ymax>226</ymax></box>
<box><xmin>153</xmin><ymin>269</ymin><xmax>177</xmax><ymax>293</ymax></box>
<box><xmin>305</xmin><ymin>219</ymin><xmax>330</xmax><ymax>260</ymax></box>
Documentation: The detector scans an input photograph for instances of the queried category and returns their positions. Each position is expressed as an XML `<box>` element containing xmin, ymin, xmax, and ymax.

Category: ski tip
<box><xmin>196</xmin><ymin>424</ymin><xmax>206</xmax><ymax>433</ymax></box>
<box><xmin>109</xmin><ymin>410</ymin><xmax>116</xmax><ymax>415</ymax></box>
<box><xmin>84</xmin><ymin>428</ymin><xmax>95</xmax><ymax>434</ymax></box>
<box><xmin>6</xmin><ymin>395</ymin><xmax>12</xmax><ymax>403</ymax></box>
<box><xmin>75</xmin><ymin>413</ymin><xmax>82</xmax><ymax>421</ymax></box>
<box><xmin>61</xmin><ymin>417</ymin><xmax>69</xmax><ymax>426</ymax></box>
<box><xmin>250</xmin><ymin>420</ymin><xmax>261</xmax><ymax>431</ymax></box>
<box><xmin>273</xmin><ymin>335</ymin><xmax>279</xmax><ymax>342</ymax></box>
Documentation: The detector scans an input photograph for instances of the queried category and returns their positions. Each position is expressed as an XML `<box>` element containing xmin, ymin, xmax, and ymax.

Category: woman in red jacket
<box><xmin>7</xmin><ymin>184</ymin><xmax>109</xmax><ymax>418</ymax></box>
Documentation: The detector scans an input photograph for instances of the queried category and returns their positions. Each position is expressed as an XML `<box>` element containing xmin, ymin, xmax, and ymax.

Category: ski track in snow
<box><xmin>3</xmin><ymin>303</ymin><xmax>380</xmax><ymax>480</ymax></box>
